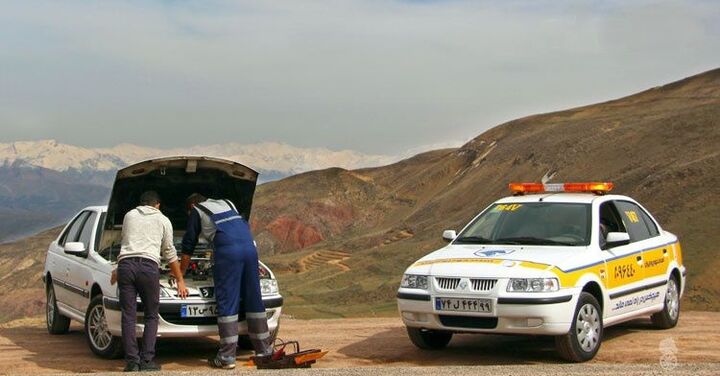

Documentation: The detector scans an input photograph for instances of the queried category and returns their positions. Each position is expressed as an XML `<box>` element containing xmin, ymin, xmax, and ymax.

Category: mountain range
<box><xmin>0</xmin><ymin>141</ymin><xmax>397</xmax><ymax>243</ymax></box>
<box><xmin>0</xmin><ymin>68</ymin><xmax>718</xmax><ymax>323</ymax></box>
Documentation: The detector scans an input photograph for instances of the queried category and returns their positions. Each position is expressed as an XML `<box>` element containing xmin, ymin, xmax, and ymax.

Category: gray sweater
<box><xmin>118</xmin><ymin>206</ymin><xmax>178</xmax><ymax>265</ymax></box>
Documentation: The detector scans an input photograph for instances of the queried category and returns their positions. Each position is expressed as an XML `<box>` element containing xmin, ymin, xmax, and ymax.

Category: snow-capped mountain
<box><xmin>0</xmin><ymin>140</ymin><xmax>397</xmax><ymax>178</ymax></box>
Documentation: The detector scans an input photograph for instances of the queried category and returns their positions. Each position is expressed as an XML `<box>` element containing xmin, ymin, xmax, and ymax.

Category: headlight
<box><xmin>261</xmin><ymin>279</ymin><xmax>279</xmax><ymax>295</ymax></box>
<box><xmin>159</xmin><ymin>287</ymin><xmax>172</xmax><ymax>298</ymax></box>
<box><xmin>401</xmin><ymin>274</ymin><xmax>429</xmax><ymax>290</ymax></box>
<box><xmin>507</xmin><ymin>278</ymin><xmax>559</xmax><ymax>292</ymax></box>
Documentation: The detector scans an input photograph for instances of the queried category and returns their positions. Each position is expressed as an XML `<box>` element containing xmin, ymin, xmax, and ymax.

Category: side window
<box><xmin>78</xmin><ymin>212</ymin><xmax>99</xmax><ymax>250</ymax></box>
<box><xmin>614</xmin><ymin>201</ymin><xmax>652</xmax><ymax>242</ymax></box>
<box><xmin>94</xmin><ymin>212</ymin><xmax>107</xmax><ymax>253</ymax></box>
<box><xmin>599</xmin><ymin>202</ymin><xmax>625</xmax><ymax>231</ymax></box>
<box><xmin>59</xmin><ymin>212</ymin><xmax>90</xmax><ymax>246</ymax></box>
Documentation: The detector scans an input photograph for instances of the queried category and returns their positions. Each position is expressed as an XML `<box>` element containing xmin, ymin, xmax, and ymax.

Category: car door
<box><xmin>599</xmin><ymin>201</ymin><xmax>647</xmax><ymax>317</ymax></box>
<box><xmin>612</xmin><ymin>200</ymin><xmax>667</xmax><ymax>310</ymax></box>
<box><xmin>52</xmin><ymin>211</ymin><xmax>90</xmax><ymax>308</ymax></box>
<box><xmin>64</xmin><ymin>211</ymin><xmax>99</xmax><ymax>313</ymax></box>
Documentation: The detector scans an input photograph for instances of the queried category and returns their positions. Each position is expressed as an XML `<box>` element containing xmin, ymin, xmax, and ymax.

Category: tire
<box><xmin>406</xmin><ymin>327</ymin><xmax>453</xmax><ymax>350</ymax></box>
<box><xmin>46</xmin><ymin>281</ymin><xmax>71</xmax><ymax>335</ymax></box>
<box><xmin>238</xmin><ymin>324</ymin><xmax>279</xmax><ymax>351</ymax></box>
<box><xmin>651</xmin><ymin>275</ymin><xmax>681</xmax><ymax>329</ymax></box>
<box><xmin>555</xmin><ymin>292</ymin><xmax>603</xmax><ymax>362</ymax></box>
<box><xmin>84</xmin><ymin>295</ymin><xmax>123</xmax><ymax>359</ymax></box>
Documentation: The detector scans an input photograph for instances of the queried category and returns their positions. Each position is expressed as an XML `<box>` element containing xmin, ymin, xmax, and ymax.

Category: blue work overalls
<box><xmin>194</xmin><ymin>200</ymin><xmax>272</xmax><ymax>362</ymax></box>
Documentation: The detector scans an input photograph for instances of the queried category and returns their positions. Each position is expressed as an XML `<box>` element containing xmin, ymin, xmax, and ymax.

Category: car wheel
<box><xmin>46</xmin><ymin>281</ymin><xmax>71</xmax><ymax>334</ymax></box>
<box><xmin>84</xmin><ymin>295</ymin><xmax>123</xmax><ymax>359</ymax></box>
<box><xmin>555</xmin><ymin>292</ymin><xmax>603</xmax><ymax>362</ymax></box>
<box><xmin>651</xmin><ymin>276</ymin><xmax>681</xmax><ymax>329</ymax></box>
<box><xmin>406</xmin><ymin>327</ymin><xmax>453</xmax><ymax>350</ymax></box>
<box><xmin>237</xmin><ymin>324</ymin><xmax>279</xmax><ymax>351</ymax></box>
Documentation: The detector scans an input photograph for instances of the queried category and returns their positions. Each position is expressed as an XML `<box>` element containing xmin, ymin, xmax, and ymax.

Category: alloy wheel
<box><xmin>46</xmin><ymin>288</ymin><xmax>55</xmax><ymax>327</ymax></box>
<box><xmin>87</xmin><ymin>305</ymin><xmax>112</xmax><ymax>351</ymax></box>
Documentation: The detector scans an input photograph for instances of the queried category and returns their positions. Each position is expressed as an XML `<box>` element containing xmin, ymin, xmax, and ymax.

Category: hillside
<box><xmin>0</xmin><ymin>228</ymin><xmax>60</xmax><ymax>322</ymax></box>
<box><xmin>0</xmin><ymin>68</ymin><xmax>717</xmax><ymax>323</ymax></box>
<box><xmin>0</xmin><ymin>165</ymin><xmax>111</xmax><ymax>242</ymax></box>
<box><xmin>252</xmin><ymin>68</ymin><xmax>720</xmax><ymax>317</ymax></box>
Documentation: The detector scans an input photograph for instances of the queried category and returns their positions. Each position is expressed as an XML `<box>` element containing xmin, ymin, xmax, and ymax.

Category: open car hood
<box><xmin>104</xmin><ymin>156</ymin><xmax>258</xmax><ymax>231</ymax></box>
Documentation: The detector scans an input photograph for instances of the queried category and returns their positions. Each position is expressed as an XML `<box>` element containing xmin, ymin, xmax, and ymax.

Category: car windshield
<box><xmin>454</xmin><ymin>202</ymin><xmax>591</xmax><ymax>246</ymax></box>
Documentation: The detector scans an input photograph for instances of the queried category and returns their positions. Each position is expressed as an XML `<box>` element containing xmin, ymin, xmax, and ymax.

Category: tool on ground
<box><xmin>247</xmin><ymin>339</ymin><xmax>327</xmax><ymax>369</ymax></box>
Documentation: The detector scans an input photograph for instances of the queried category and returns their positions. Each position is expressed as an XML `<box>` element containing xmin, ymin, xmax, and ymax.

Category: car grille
<box><xmin>470</xmin><ymin>279</ymin><xmax>498</xmax><ymax>292</ymax></box>
<box><xmin>439</xmin><ymin>315</ymin><xmax>498</xmax><ymax>329</ymax></box>
<box><xmin>436</xmin><ymin>277</ymin><xmax>461</xmax><ymax>290</ymax></box>
<box><xmin>161</xmin><ymin>314</ymin><xmax>218</xmax><ymax>326</ymax></box>
<box><xmin>160</xmin><ymin>310</ymin><xmax>276</xmax><ymax>326</ymax></box>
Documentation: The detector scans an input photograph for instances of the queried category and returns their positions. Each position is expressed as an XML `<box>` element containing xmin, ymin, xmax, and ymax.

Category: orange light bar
<box><xmin>508</xmin><ymin>183</ymin><xmax>545</xmax><ymax>194</ymax></box>
<box><xmin>509</xmin><ymin>182</ymin><xmax>613</xmax><ymax>195</ymax></box>
<box><xmin>564</xmin><ymin>182</ymin><xmax>614</xmax><ymax>193</ymax></box>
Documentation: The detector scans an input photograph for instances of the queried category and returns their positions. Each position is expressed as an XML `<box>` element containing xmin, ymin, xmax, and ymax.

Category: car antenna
<box><xmin>539</xmin><ymin>169</ymin><xmax>557</xmax><ymax>202</ymax></box>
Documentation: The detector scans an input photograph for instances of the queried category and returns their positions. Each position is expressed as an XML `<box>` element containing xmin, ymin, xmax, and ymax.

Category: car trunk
<box><xmin>97</xmin><ymin>157</ymin><xmax>259</xmax><ymax>291</ymax></box>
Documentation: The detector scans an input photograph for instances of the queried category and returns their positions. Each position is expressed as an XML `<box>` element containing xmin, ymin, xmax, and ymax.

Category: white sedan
<box><xmin>43</xmin><ymin>156</ymin><xmax>283</xmax><ymax>358</ymax></box>
<box><xmin>397</xmin><ymin>182</ymin><xmax>685</xmax><ymax>362</ymax></box>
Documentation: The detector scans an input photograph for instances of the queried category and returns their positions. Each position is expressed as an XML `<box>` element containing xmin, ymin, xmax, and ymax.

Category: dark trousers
<box><xmin>213</xmin><ymin>231</ymin><xmax>272</xmax><ymax>362</ymax></box>
<box><xmin>118</xmin><ymin>257</ymin><xmax>160</xmax><ymax>363</ymax></box>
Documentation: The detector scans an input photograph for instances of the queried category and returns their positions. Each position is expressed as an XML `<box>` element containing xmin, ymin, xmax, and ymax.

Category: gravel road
<box><xmin>1</xmin><ymin>311</ymin><xmax>718</xmax><ymax>375</ymax></box>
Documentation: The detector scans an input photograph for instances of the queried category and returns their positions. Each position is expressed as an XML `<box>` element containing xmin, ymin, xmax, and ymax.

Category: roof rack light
<box><xmin>509</xmin><ymin>182</ymin><xmax>614</xmax><ymax>195</ymax></box>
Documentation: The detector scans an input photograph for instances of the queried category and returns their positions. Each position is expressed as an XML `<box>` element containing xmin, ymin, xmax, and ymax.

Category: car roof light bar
<box><xmin>509</xmin><ymin>182</ymin><xmax>614</xmax><ymax>195</ymax></box>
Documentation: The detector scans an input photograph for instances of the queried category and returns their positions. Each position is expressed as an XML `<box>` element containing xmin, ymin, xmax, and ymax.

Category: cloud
<box><xmin>0</xmin><ymin>0</ymin><xmax>718</xmax><ymax>153</ymax></box>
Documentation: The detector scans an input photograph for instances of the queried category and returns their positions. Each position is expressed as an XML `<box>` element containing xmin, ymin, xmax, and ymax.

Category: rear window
<box><xmin>455</xmin><ymin>202</ymin><xmax>591</xmax><ymax>246</ymax></box>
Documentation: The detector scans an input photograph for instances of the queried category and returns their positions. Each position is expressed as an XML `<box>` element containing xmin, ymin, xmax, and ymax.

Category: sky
<box><xmin>0</xmin><ymin>0</ymin><xmax>718</xmax><ymax>155</ymax></box>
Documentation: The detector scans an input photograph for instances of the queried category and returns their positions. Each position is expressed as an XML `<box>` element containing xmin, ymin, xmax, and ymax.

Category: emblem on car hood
<box><xmin>474</xmin><ymin>249</ymin><xmax>515</xmax><ymax>257</ymax></box>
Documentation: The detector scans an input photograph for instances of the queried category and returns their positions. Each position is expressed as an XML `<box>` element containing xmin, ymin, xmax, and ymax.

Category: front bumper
<box><xmin>104</xmin><ymin>295</ymin><xmax>283</xmax><ymax>338</ymax></box>
<box><xmin>397</xmin><ymin>289</ymin><xmax>577</xmax><ymax>335</ymax></box>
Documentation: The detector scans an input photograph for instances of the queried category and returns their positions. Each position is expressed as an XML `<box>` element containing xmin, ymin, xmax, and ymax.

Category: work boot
<box><xmin>123</xmin><ymin>361</ymin><xmax>140</xmax><ymax>372</ymax></box>
<box><xmin>208</xmin><ymin>356</ymin><xmax>236</xmax><ymax>370</ymax></box>
<box><xmin>139</xmin><ymin>361</ymin><xmax>161</xmax><ymax>372</ymax></box>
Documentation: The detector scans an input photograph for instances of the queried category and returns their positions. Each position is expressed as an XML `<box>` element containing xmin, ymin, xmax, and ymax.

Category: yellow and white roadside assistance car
<box><xmin>397</xmin><ymin>182</ymin><xmax>685</xmax><ymax>362</ymax></box>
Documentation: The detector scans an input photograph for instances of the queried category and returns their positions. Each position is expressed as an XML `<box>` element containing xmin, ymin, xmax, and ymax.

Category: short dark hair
<box><xmin>140</xmin><ymin>191</ymin><xmax>161</xmax><ymax>206</ymax></box>
<box><xmin>186</xmin><ymin>193</ymin><xmax>207</xmax><ymax>208</ymax></box>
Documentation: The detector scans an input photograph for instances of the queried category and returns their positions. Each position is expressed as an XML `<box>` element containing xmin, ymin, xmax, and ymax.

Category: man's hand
<box><xmin>176</xmin><ymin>279</ymin><xmax>189</xmax><ymax>299</ymax></box>
<box><xmin>110</xmin><ymin>269</ymin><xmax>117</xmax><ymax>285</ymax></box>
<box><xmin>168</xmin><ymin>260</ymin><xmax>189</xmax><ymax>299</ymax></box>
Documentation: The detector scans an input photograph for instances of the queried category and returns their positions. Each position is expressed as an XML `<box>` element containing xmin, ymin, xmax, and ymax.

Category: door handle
<box><xmin>636</xmin><ymin>255</ymin><xmax>643</xmax><ymax>262</ymax></box>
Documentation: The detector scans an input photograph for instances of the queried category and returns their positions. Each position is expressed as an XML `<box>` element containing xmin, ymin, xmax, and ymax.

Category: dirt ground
<box><xmin>0</xmin><ymin>311</ymin><xmax>718</xmax><ymax>374</ymax></box>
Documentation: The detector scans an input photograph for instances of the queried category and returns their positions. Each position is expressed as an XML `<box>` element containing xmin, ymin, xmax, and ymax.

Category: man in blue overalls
<box><xmin>181</xmin><ymin>193</ymin><xmax>273</xmax><ymax>369</ymax></box>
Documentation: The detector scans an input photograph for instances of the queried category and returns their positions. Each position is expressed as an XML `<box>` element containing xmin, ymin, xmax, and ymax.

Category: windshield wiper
<box><xmin>493</xmin><ymin>237</ymin><xmax>579</xmax><ymax>246</ymax></box>
<box><xmin>454</xmin><ymin>236</ymin><xmax>492</xmax><ymax>244</ymax></box>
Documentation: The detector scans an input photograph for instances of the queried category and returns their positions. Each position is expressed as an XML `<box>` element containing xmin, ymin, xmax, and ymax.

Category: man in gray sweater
<box><xmin>112</xmin><ymin>191</ymin><xmax>188</xmax><ymax>372</ymax></box>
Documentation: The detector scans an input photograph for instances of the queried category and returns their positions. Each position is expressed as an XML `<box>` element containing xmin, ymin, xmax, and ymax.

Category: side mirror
<box><xmin>442</xmin><ymin>230</ymin><xmax>457</xmax><ymax>242</ymax></box>
<box><xmin>64</xmin><ymin>242</ymin><xmax>88</xmax><ymax>257</ymax></box>
<box><xmin>605</xmin><ymin>232</ymin><xmax>630</xmax><ymax>248</ymax></box>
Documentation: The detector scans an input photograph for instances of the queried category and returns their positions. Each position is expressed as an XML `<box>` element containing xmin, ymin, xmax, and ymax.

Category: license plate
<box><xmin>181</xmin><ymin>304</ymin><xmax>217</xmax><ymax>318</ymax></box>
<box><xmin>435</xmin><ymin>297</ymin><xmax>493</xmax><ymax>313</ymax></box>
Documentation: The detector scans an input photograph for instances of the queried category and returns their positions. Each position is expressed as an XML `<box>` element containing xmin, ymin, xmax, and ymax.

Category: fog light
<box><xmin>527</xmin><ymin>318</ymin><xmax>544</xmax><ymax>327</ymax></box>
<box><xmin>402</xmin><ymin>312</ymin><xmax>416</xmax><ymax>321</ymax></box>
